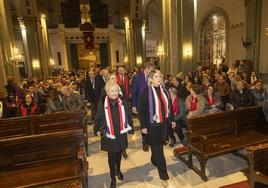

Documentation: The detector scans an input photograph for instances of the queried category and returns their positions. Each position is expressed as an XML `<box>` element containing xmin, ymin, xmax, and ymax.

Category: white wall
<box><xmin>145</xmin><ymin>1</ymin><xmax>162</xmax><ymax>42</ymax></box>
<box><xmin>259</xmin><ymin>0</ymin><xmax>268</xmax><ymax>73</ymax></box>
<box><xmin>48</xmin><ymin>26</ymin><xmax>69</xmax><ymax>70</ymax></box>
<box><xmin>197</xmin><ymin>0</ymin><xmax>245</xmax><ymax>65</ymax></box>
<box><xmin>109</xmin><ymin>29</ymin><xmax>126</xmax><ymax>67</ymax></box>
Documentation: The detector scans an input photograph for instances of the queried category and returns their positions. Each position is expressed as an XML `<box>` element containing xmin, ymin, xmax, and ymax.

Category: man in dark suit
<box><xmin>85</xmin><ymin>69</ymin><xmax>96</xmax><ymax>123</ymax></box>
<box><xmin>95</xmin><ymin>68</ymin><xmax>109</xmax><ymax>102</ymax></box>
<box><xmin>132</xmin><ymin>62</ymin><xmax>154</xmax><ymax>151</ymax></box>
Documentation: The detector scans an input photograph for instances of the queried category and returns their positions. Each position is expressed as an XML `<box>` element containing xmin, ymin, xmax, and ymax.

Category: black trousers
<box><xmin>151</xmin><ymin>145</ymin><xmax>169</xmax><ymax>180</ymax></box>
<box><xmin>142</xmin><ymin>133</ymin><xmax>149</xmax><ymax>147</ymax></box>
<box><xmin>221</xmin><ymin>95</ymin><xmax>229</xmax><ymax>110</ymax></box>
<box><xmin>91</xmin><ymin>101</ymin><xmax>97</xmax><ymax>120</ymax></box>
<box><xmin>108</xmin><ymin>152</ymin><xmax>122</xmax><ymax>178</ymax></box>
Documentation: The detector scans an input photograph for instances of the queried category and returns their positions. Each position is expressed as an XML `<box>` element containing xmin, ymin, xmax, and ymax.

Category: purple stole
<box><xmin>148</xmin><ymin>85</ymin><xmax>171</xmax><ymax>124</ymax></box>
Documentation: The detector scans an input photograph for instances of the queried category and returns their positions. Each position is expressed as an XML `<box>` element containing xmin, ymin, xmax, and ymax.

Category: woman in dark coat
<box><xmin>94</xmin><ymin>81</ymin><xmax>134</xmax><ymax>188</ymax></box>
<box><xmin>139</xmin><ymin>69</ymin><xmax>175</xmax><ymax>187</ymax></box>
<box><xmin>229</xmin><ymin>80</ymin><xmax>255</xmax><ymax>109</ymax></box>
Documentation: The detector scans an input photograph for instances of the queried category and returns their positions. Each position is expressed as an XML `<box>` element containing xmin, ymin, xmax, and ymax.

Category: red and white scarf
<box><xmin>104</xmin><ymin>96</ymin><xmax>132</xmax><ymax>139</ymax></box>
<box><xmin>151</xmin><ymin>85</ymin><xmax>169</xmax><ymax>123</ymax></box>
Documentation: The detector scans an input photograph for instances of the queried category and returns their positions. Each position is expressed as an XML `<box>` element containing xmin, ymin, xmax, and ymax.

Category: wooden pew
<box><xmin>177</xmin><ymin>106</ymin><xmax>268</xmax><ymax>181</ymax></box>
<box><xmin>246</xmin><ymin>143</ymin><xmax>268</xmax><ymax>188</ymax></box>
<box><xmin>0</xmin><ymin>112</ymin><xmax>88</xmax><ymax>187</ymax></box>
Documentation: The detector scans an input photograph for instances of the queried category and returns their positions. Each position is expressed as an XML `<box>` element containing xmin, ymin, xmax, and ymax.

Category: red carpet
<box><xmin>173</xmin><ymin>146</ymin><xmax>188</xmax><ymax>156</ymax></box>
<box><xmin>219</xmin><ymin>181</ymin><xmax>249</xmax><ymax>188</ymax></box>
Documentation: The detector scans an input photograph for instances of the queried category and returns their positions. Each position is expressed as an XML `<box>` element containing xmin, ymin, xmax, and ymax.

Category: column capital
<box><xmin>21</xmin><ymin>16</ymin><xmax>38</xmax><ymax>28</ymax></box>
<box><xmin>130</xmin><ymin>19</ymin><xmax>143</xmax><ymax>30</ymax></box>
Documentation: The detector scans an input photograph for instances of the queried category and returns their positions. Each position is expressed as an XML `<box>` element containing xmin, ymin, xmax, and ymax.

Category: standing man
<box><xmin>85</xmin><ymin>69</ymin><xmax>96</xmax><ymax>123</ymax></box>
<box><xmin>95</xmin><ymin>68</ymin><xmax>109</xmax><ymax>106</ymax></box>
<box><xmin>116</xmin><ymin>67</ymin><xmax>130</xmax><ymax>99</ymax></box>
<box><xmin>132</xmin><ymin>62</ymin><xmax>154</xmax><ymax>151</ymax></box>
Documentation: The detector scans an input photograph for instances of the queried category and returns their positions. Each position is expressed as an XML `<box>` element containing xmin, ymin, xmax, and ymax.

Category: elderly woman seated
<box><xmin>229</xmin><ymin>80</ymin><xmax>255</xmax><ymax>109</ymax></box>
<box><xmin>61</xmin><ymin>85</ymin><xmax>84</xmax><ymax>112</ymax></box>
<box><xmin>250</xmin><ymin>80</ymin><xmax>267</xmax><ymax>106</ymax></box>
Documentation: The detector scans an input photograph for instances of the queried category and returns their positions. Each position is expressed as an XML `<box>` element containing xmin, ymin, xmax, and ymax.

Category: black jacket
<box><xmin>94</xmin><ymin>75</ymin><xmax>106</xmax><ymax>102</ymax></box>
<box><xmin>229</xmin><ymin>89</ymin><xmax>255</xmax><ymax>109</ymax></box>
<box><xmin>85</xmin><ymin>72</ymin><xmax>96</xmax><ymax>102</ymax></box>
<box><xmin>94</xmin><ymin>95</ymin><xmax>134</xmax><ymax>152</ymax></box>
<box><xmin>139</xmin><ymin>86</ymin><xmax>174</xmax><ymax>146</ymax></box>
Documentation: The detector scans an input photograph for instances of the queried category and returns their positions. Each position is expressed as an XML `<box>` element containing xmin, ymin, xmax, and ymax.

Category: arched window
<box><xmin>199</xmin><ymin>14</ymin><xmax>227</xmax><ymax>67</ymax></box>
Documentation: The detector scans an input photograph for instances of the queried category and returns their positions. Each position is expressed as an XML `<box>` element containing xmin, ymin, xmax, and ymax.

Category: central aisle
<box><xmin>87</xmin><ymin>118</ymin><xmax>248</xmax><ymax>188</ymax></box>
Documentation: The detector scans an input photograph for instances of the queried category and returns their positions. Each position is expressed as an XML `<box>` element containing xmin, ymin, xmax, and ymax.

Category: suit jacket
<box><xmin>230</xmin><ymin>89</ymin><xmax>255</xmax><ymax>109</ymax></box>
<box><xmin>85</xmin><ymin>71</ymin><xmax>96</xmax><ymax>102</ymax></box>
<box><xmin>62</xmin><ymin>93</ymin><xmax>84</xmax><ymax>112</ymax></box>
<box><xmin>139</xmin><ymin>86</ymin><xmax>174</xmax><ymax>146</ymax></box>
<box><xmin>132</xmin><ymin>71</ymin><xmax>147</xmax><ymax>108</ymax></box>
<box><xmin>95</xmin><ymin>75</ymin><xmax>106</xmax><ymax>102</ymax></box>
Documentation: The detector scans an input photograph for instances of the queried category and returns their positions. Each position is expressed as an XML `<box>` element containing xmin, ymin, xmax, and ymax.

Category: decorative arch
<box><xmin>197</xmin><ymin>7</ymin><xmax>230</xmax><ymax>67</ymax></box>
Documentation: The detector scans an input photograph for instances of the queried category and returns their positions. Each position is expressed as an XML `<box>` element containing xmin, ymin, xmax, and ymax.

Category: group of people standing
<box><xmin>93</xmin><ymin>63</ymin><xmax>182</xmax><ymax>188</ymax></box>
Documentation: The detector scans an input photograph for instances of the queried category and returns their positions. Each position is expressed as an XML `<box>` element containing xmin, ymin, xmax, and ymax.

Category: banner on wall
<box><xmin>83</xmin><ymin>31</ymin><xmax>94</xmax><ymax>50</ymax></box>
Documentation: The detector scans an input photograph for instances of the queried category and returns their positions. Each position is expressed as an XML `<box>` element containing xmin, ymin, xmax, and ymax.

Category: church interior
<box><xmin>1</xmin><ymin>0</ymin><xmax>268</xmax><ymax>188</ymax></box>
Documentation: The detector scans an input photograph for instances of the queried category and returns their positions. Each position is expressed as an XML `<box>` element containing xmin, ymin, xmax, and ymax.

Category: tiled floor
<box><xmin>87</xmin><ymin>118</ymin><xmax>248</xmax><ymax>188</ymax></box>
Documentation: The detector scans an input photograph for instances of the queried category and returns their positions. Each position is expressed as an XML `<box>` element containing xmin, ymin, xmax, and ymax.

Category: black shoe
<box><xmin>116</xmin><ymin>171</ymin><xmax>124</xmax><ymax>181</ymax></box>
<box><xmin>110</xmin><ymin>178</ymin><xmax>116</xmax><ymax>188</ymax></box>
<box><xmin>143</xmin><ymin>145</ymin><xmax>149</xmax><ymax>152</ymax></box>
<box><xmin>122</xmin><ymin>150</ymin><xmax>128</xmax><ymax>159</ymax></box>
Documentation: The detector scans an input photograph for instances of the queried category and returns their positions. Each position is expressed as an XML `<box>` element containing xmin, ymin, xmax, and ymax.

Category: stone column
<box><xmin>0</xmin><ymin>0</ymin><xmax>20</xmax><ymax>86</ymax></box>
<box><xmin>124</xmin><ymin>18</ymin><xmax>132</xmax><ymax>69</ymax></box>
<box><xmin>161</xmin><ymin>0</ymin><xmax>196</xmax><ymax>74</ymax></box>
<box><xmin>161</xmin><ymin>0</ymin><xmax>171</xmax><ymax>73</ymax></box>
<box><xmin>15</xmin><ymin>0</ymin><xmax>50</xmax><ymax>77</ymax></box>
<box><xmin>38</xmin><ymin>15</ymin><xmax>50</xmax><ymax>77</ymax></box>
<box><xmin>245</xmin><ymin>0</ymin><xmax>262</xmax><ymax>72</ymax></box>
<box><xmin>129</xmin><ymin>19</ymin><xmax>144</xmax><ymax>68</ymax></box>
<box><xmin>0</xmin><ymin>41</ymin><xmax>7</xmax><ymax>93</ymax></box>
<box><xmin>177</xmin><ymin>0</ymin><xmax>197</xmax><ymax>73</ymax></box>
<box><xmin>19</xmin><ymin>16</ymin><xmax>41</xmax><ymax>77</ymax></box>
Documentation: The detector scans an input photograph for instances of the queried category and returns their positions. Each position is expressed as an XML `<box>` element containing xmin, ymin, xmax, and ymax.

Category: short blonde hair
<box><xmin>147</xmin><ymin>69</ymin><xmax>163</xmax><ymax>86</ymax></box>
<box><xmin>118</xmin><ymin>67</ymin><xmax>126</xmax><ymax>74</ymax></box>
<box><xmin>105</xmin><ymin>80</ymin><xmax>120</xmax><ymax>93</ymax></box>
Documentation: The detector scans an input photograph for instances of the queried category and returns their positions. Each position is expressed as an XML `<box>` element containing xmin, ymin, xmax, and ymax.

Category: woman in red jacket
<box><xmin>19</xmin><ymin>94</ymin><xmax>38</xmax><ymax>117</ymax></box>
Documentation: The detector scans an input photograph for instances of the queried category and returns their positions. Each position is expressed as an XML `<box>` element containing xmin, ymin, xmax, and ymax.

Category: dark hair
<box><xmin>191</xmin><ymin>84</ymin><xmax>202</xmax><ymax>94</ymax></box>
<box><xmin>143</xmin><ymin>62</ymin><xmax>154</xmax><ymax>69</ymax></box>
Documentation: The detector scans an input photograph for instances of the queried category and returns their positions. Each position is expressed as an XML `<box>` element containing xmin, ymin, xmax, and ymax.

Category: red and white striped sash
<box><xmin>104</xmin><ymin>96</ymin><xmax>132</xmax><ymax>139</ymax></box>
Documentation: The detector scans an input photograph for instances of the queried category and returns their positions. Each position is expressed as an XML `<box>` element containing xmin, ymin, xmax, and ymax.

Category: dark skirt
<box><xmin>101</xmin><ymin>132</ymin><xmax>128</xmax><ymax>153</ymax></box>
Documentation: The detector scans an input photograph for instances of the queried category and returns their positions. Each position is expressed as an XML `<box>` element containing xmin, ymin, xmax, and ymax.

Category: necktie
<box><xmin>91</xmin><ymin>78</ymin><xmax>95</xmax><ymax>89</ymax></box>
